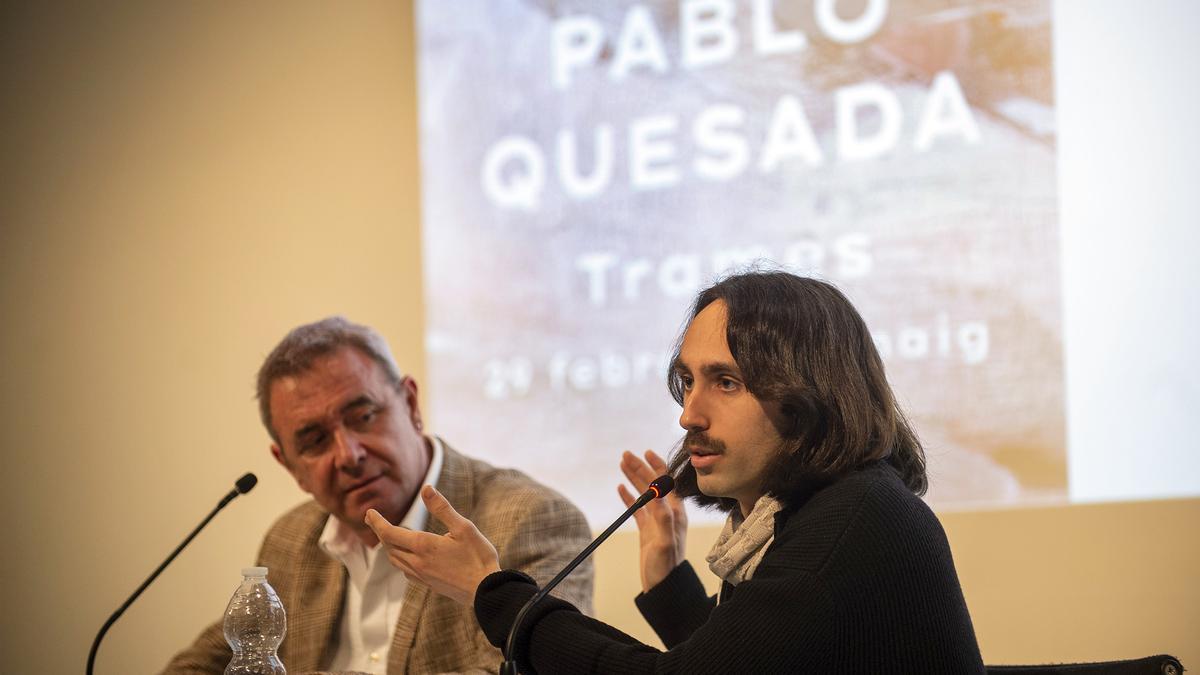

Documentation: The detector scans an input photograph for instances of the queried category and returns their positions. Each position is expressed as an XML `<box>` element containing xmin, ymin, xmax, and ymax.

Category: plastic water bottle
<box><xmin>223</xmin><ymin>566</ymin><xmax>287</xmax><ymax>675</ymax></box>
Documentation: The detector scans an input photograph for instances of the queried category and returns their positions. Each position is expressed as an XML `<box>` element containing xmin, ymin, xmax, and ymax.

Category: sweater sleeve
<box><xmin>632</xmin><ymin>561</ymin><xmax>715</xmax><ymax>648</ymax></box>
<box><xmin>474</xmin><ymin>571</ymin><xmax>655</xmax><ymax>674</ymax></box>
<box><xmin>474</xmin><ymin>565</ymin><xmax>838</xmax><ymax>674</ymax></box>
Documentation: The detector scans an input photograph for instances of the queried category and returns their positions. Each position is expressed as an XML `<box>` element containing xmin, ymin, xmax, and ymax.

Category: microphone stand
<box><xmin>500</xmin><ymin>475</ymin><xmax>673</xmax><ymax>675</ymax></box>
<box><xmin>86</xmin><ymin>473</ymin><xmax>257</xmax><ymax>675</ymax></box>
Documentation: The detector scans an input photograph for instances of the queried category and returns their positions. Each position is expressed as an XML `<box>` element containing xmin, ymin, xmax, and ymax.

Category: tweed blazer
<box><xmin>163</xmin><ymin>442</ymin><xmax>593</xmax><ymax>674</ymax></box>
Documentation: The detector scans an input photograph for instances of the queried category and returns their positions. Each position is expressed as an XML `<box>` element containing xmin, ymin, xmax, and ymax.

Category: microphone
<box><xmin>86</xmin><ymin>472</ymin><xmax>258</xmax><ymax>675</ymax></box>
<box><xmin>499</xmin><ymin>474</ymin><xmax>674</xmax><ymax>675</ymax></box>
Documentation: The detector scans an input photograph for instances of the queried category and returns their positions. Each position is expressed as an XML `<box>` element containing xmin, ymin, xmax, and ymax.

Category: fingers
<box><xmin>365</xmin><ymin>508</ymin><xmax>388</xmax><ymax>530</ymax></box>
<box><xmin>620</xmin><ymin>450</ymin><xmax>659</xmax><ymax>491</ymax></box>
<box><xmin>365</xmin><ymin>509</ymin><xmax>419</xmax><ymax>551</ymax></box>
<box><xmin>420</xmin><ymin>485</ymin><xmax>473</xmax><ymax>534</ymax></box>
<box><xmin>617</xmin><ymin>483</ymin><xmax>636</xmax><ymax>509</ymax></box>
<box><xmin>388</xmin><ymin>549</ymin><xmax>419</xmax><ymax>578</ymax></box>
<box><xmin>618</xmin><ymin>451</ymin><xmax>646</xmax><ymax>490</ymax></box>
<box><xmin>618</xmin><ymin>484</ymin><xmax>654</xmax><ymax>530</ymax></box>
<box><xmin>619</xmin><ymin>484</ymin><xmax>651</xmax><ymax>522</ymax></box>
<box><xmin>644</xmin><ymin>449</ymin><xmax>669</xmax><ymax>474</ymax></box>
<box><xmin>643</xmin><ymin>451</ymin><xmax>679</xmax><ymax>507</ymax></box>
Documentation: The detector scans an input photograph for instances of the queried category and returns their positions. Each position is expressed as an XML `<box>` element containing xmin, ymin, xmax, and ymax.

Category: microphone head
<box><xmin>235</xmin><ymin>473</ymin><xmax>258</xmax><ymax>495</ymax></box>
<box><xmin>648</xmin><ymin>474</ymin><xmax>674</xmax><ymax>499</ymax></box>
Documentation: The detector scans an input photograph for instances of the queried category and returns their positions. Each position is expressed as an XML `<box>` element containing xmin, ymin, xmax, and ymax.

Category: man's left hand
<box><xmin>365</xmin><ymin>485</ymin><xmax>502</xmax><ymax>605</ymax></box>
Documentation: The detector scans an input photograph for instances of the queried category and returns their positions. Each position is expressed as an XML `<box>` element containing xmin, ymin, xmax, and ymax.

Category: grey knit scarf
<box><xmin>705</xmin><ymin>495</ymin><xmax>785</xmax><ymax>586</ymax></box>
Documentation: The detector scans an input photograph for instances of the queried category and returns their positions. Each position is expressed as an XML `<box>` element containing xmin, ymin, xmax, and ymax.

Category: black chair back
<box><xmin>986</xmin><ymin>654</ymin><xmax>1184</xmax><ymax>675</ymax></box>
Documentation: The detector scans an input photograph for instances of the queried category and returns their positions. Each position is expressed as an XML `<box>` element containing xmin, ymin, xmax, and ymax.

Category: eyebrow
<box><xmin>292</xmin><ymin>422</ymin><xmax>324</xmax><ymax>445</ymax></box>
<box><xmin>700</xmin><ymin>362</ymin><xmax>742</xmax><ymax>379</ymax></box>
<box><xmin>339</xmin><ymin>395</ymin><xmax>376</xmax><ymax>414</ymax></box>
<box><xmin>672</xmin><ymin>358</ymin><xmax>742</xmax><ymax>379</ymax></box>
<box><xmin>291</xmin><ymin>395</ymin><xmax>377</xmax><ymax>443</ymax></box>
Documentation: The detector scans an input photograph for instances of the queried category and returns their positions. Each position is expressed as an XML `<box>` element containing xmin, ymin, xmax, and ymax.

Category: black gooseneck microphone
<box><xmin>499</xmin><ymin>473</ymin><xmax>674</xmax><ymax>675</ymax></box>
<box><xmin>86</xmin><ymin>472</ymin><xmax>258</xmax><ymax>675</ymax></box>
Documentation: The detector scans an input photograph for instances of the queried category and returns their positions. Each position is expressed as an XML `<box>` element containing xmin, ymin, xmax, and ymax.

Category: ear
<box><xmin>401</xmin><ymin>376</ymin><xmax>424</xmax><ymax>432</ymax></box>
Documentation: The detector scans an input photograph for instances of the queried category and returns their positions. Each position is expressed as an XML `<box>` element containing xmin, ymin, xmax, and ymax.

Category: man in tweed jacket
<box><xmin>163</xmin><ymin>318</ymin><xmax>592</xmax><ymax>674</ymax></box>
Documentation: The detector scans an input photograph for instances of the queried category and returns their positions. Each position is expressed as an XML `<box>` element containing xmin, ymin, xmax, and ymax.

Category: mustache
<box><xmin>684</xmin><ymin>430</ymin><xmax>727</xmax><ymax>454</ymax></box>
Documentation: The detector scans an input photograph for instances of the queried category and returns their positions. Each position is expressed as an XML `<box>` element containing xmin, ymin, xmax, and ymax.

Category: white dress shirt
<box><xmin>318</xmin><ymin>437</ymin><xmax>445</xmax><ymax>674</ymax></box>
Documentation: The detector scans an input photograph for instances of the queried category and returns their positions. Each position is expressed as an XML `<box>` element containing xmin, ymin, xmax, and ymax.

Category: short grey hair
<box><xmin>256</xmin><ymin>317</ymin><xmax>405</xmax><ymax>443</ymax></box>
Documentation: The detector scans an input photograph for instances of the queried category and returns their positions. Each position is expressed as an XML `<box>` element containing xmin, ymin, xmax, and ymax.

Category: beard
<box><xmin>666</xmin><ymin>430</ymin><xmax>825</xmax><ymax>513</ymax></box>
<box><xmin>666</xmin><ymin>430</ymin><xmax>740</xmax><ymax>513</ymax></box>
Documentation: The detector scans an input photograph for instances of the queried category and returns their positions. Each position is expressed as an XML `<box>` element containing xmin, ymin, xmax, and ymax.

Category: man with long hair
<box><xmin>367</xmin><ymin>272</ymin><xmax>985</xmax><ymax>673</ymax></box>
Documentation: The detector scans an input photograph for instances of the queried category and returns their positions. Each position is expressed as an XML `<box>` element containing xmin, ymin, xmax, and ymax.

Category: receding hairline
<box><xmin>255</xmin><ymin>317</ymin><xmax>406</xmax><ymax>442</ymax></box>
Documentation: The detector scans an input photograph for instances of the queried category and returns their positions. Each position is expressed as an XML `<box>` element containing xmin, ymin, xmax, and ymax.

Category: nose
<box><xmin>332</xmin><ymin>428</ymin><xmax>366</xmax><ymax>472</ymax></box>
<box><xmin>678</xmin><ymin>390</ymin><xmax>709</xmax><ymax>432</ymax></box>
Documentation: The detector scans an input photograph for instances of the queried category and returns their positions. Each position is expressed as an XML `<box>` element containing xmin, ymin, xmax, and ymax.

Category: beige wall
<box><xmin>1</xmin><ymin>3</ymin><xmax>1195</xmax><ymax>673</ymax></box>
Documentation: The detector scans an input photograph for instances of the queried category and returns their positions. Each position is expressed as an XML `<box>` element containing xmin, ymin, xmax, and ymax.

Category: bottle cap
<box><xmin>242</xmin><ymin>566</ymin><xmax>268</xmax><ymax>578</ymax></box>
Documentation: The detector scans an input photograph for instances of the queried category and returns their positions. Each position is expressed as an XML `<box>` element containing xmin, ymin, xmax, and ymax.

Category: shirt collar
<box><xmin>318</xmin><ymin>435</ymin><xmax>446</xmax><ymax>558</ymax></box>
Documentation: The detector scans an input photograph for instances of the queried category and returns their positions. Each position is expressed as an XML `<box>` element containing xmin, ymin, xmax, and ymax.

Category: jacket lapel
<box><xmin>278</xmin><ymin>515</ymin><xmax>346</xmax><ymax>673</ymax></box>
<box><xmin>387</xmin><ymin>441</ymin><xmax>477</xmax><ymax>673</ymax></box>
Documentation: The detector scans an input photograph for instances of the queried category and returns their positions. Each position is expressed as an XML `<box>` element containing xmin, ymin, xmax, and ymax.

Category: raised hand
<box><xmin>617</xmin><ymin>450</ymin><xmax>688</xmax><ymax>593</ymax></box>
<box><xmin>365</xmin><ymin>485</ymin><xmax>501</xmax><ymax>605</ymax></box>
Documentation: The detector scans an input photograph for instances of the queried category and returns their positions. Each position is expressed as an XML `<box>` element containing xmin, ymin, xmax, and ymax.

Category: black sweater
<box><xmin>474</xmin><ymin>461</ymin><xmax>985</xmax><ymax>673</ymax></box>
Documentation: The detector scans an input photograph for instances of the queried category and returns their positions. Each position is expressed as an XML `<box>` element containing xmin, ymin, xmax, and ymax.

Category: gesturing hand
<box><xmin>617</xmin><ymin>450</ymin><xmax>688</xmax><ymax>593</ymax></box>
<box><xmin>365</xmin><ymin>485</ymin><xmax>501</xmax><ymax>606</ymax></box>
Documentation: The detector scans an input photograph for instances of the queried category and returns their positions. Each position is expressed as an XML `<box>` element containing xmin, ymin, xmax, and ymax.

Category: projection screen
<box><xmin>414</xmin><ymin>0</ymin><xmax>1198</xmax><ymax>524</ymax></box>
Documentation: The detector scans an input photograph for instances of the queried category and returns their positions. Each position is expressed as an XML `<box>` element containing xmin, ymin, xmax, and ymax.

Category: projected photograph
<box><xmin>416</xmin><ymin>0</ymin><xmax>1062</xmax><ymax>523</ymax></box>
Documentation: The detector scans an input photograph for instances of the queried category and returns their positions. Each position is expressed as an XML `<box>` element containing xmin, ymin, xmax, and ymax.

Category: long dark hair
<box><xmin>666</xmin><ymin>272</ymin><xmax>926</xmax><ymax>512</ymax></box>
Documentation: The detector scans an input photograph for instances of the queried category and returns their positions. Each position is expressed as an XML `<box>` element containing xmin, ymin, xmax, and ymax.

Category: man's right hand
<box><xmin>617</xmin><ymin>450</ymin><xmax>688</xmax><ymax>593</ymax></box>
